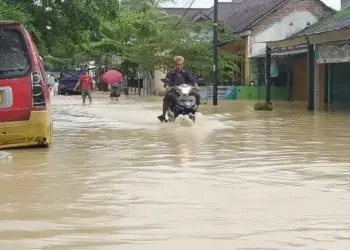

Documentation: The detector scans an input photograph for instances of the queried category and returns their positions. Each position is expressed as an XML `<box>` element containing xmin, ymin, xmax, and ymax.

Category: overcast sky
<box><xmin>161</xmin><ymin>0</ymin><xmax>340</xmax><ymax>10</ymax></box>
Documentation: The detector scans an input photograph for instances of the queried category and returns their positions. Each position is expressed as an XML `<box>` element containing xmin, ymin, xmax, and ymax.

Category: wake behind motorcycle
<box><xmin>161</xmin><ymin>79</ymin><xmax>198</xmax><ymax>123</ymax></box>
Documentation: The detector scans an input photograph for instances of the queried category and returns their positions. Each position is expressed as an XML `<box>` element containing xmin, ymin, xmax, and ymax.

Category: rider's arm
<box><xmin>186</xmin><ymin>71</ymin><xmax>197</xmax><ymax>87</ymax></box>
<box><xmin>164</xmin><ymin>71</ymin><xmax>174</xmax><ymax>87</ymax></box>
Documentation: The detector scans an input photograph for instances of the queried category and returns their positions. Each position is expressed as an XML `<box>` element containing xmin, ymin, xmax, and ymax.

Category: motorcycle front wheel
<box><xmin>189</xmin><ymin>114</ymin><xmax>195</xmax><ymax>122</ymax></box>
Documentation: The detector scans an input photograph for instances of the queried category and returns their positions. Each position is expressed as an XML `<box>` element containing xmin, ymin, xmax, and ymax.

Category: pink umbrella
<box><xmin>102</xmin><ymin>70</ymin><xmax>123</xmax><ymax>84</ymax></box>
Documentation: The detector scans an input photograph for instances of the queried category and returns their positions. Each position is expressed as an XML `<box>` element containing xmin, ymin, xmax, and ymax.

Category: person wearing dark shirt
<box><xmin>158</xmin><ymin>56</ymin><xmax>200</xmax><ymax>122</ymax></box>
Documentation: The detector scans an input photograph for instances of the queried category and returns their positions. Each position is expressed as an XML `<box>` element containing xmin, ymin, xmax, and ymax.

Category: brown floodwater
<box><xmin>1</xmin><ymin>93</ymin><xmax>350</xmax><ymax>249</ymax></box>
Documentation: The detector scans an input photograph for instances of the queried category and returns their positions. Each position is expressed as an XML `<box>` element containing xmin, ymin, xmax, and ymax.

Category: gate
<box><xmin>123</xmin><ymin>72</ymin><xmax>154</xmax><ymax>96</ymax></box>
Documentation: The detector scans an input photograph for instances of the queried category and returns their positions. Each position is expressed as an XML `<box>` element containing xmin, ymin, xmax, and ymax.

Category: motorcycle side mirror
<box><xmin>197</xmin><ymin>78</ymin><xmax>206</xmax><ymax>86</ymax></box>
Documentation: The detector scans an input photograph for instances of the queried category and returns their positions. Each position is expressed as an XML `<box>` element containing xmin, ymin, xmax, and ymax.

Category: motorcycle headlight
<box><xmin>181</xmin><ymin>86</ymin><xmax>192</xmax><ymax>95</ymax></box>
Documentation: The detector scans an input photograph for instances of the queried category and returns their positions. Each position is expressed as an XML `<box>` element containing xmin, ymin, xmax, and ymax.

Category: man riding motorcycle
<box><xmin>158</xmin><ymin>56</ymin><xmax>201</xmax><ymax>122</ymax></box>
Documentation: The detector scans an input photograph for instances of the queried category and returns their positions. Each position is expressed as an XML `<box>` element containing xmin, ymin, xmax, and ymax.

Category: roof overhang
<box><xmin>267</xmin><ymin>36</ymin><xmax>307</xmax><ymax>49</ymax></box>
<box><xmin>218</xmin><ymin>37</ymin><xmax>243</xmax><ymax>47</ymax></box>
<box><xmin>308</xmin><ymin>27</ymin><xmax>350</xmax><ymax>44</ymax></box>
<box><xmin>235</xmin><ymin>30</ymin><xmax>251</xmax><ymax>37</ymax></box>
<box><xmin>266</xmin><ymin>27</ymin><xmax>350</xmax><ymax>48</ymax></box>
<box><xmin>252</xmin><ymin>46</ymin><xmax>307</xmax><ymax>58</ymax></box>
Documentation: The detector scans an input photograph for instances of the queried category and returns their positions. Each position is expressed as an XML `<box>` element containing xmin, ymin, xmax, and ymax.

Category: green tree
<box><xmin>0</xmin><ymin>0</ymin><xmax>38</xmax><ymax>35</ymax></box>
<box><xmin>1</xmin><ymin>0</ymin><xmax>238</xmax><ymax>79</ymax></box>
<box><xmin>1</xmin><ymin>0</ymin><xmax>122</xmax><ymax>68</ymax></box>
<box><xmin>86</xmin><ymin>4</ymin><xmax>239</xmax><ymax>82</ymax></box>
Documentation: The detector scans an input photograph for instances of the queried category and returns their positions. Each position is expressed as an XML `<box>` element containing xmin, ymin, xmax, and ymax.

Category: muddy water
<box><xmin>1</xmin><ymin>93</ymin><xmax>350</xmax><ymax>249</ymax></box>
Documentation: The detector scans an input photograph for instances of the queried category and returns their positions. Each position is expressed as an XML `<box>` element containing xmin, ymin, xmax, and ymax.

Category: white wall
<box><xmin>154</xmin><ymin>70</ymin><xmax>166</xmax><ymax>93</ymax></box>
<box><xmin>251</xmin><ymin>11</ymin><xmax>317</xmax><ymax>57</ymax></box>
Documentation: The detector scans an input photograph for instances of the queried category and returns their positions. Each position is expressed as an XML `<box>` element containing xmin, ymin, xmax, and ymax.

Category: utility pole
<box><xmin>212</xmin><ymin>0</ymin><xmax>219</xmax><ymax>106</ymax></box>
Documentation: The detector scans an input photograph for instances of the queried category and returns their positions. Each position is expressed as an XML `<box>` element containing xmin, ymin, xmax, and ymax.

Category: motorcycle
<box><xmin>161</xmin><ymin>79</ymin><xmax>199</xmax><ymax>123</ymax></box>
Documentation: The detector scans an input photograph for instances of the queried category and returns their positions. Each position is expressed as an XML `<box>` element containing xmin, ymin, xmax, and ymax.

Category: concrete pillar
<box><xmin>244</xmin><ymin>35</ymin><xmax>251</xmax><ymax>85</ymax></box>
<box><xmin>154</xmin><ymin>70</ymin><xmax>166</xmax><ymax>94</ymax></box>
<box><xmin>307</xmin><ymin>43</ymin><xmax>315</xmax><ymax>110</ymax></box>
<box><xmin>265</xmin><ymin>46</ymin><xmax>272</xmax><ymax>103</ymax></box>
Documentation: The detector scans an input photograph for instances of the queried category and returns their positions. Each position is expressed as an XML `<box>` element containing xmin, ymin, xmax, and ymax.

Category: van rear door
<box><xmin>0</xmin><ymin>24</ymin><xmax>32</xmax><ymax>122</ymax></box>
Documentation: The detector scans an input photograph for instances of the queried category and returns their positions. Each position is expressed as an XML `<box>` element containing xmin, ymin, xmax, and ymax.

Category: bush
<box><xmin>254</xmin><ymin>102</ymin><xmax>273</xmax><ymax>111</ymax></box>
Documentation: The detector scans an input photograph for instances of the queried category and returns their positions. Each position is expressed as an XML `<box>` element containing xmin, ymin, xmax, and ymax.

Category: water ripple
<box><xmin>1</xmin><ymin>95</ymin><xmax>350</xmax><ymax>249</ymax></box>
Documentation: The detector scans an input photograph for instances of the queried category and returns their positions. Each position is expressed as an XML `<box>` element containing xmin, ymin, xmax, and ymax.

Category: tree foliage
<box><xmin>0</xmin><ymin>0</ymin><xmax>239</xmax><ymax>82</ymax></box>
<box><xmin>86</xmin><ymin>2</ymin><xmax>239</xmax><ymax>81</ymax></box>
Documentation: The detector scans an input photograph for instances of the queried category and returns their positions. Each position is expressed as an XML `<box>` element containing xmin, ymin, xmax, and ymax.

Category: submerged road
<box><xmin>1</xmin><ymin>93</ymin><xmax>350</xmax><ymax>249</ymax></box>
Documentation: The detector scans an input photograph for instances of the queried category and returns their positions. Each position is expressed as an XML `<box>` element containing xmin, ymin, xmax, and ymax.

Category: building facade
<box><xmin>159</xmin><ymin>0</ymin><xmax>334</xmax><ymax>100</ymax></box>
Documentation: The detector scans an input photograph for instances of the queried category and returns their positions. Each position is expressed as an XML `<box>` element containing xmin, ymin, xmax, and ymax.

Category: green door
<box><xmin>331</xmin><ymin>63</ymin><xmax>350</xmax><ymax>105</ymax></box>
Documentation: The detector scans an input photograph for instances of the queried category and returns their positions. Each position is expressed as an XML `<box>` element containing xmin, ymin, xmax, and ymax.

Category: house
<box><xmin>266</xmin><ymin>0</ymin><xmax>350</xmax><ymax>111</ymax></box>
<box><xmin>158</xmin><ymin>0</ymin><xmax>334</xmax><ymax>99</ymax></box>
<box><xmin>219</xmin><ymin>0</ymin><xmax>334</xmax><ymax>101</ymax></box>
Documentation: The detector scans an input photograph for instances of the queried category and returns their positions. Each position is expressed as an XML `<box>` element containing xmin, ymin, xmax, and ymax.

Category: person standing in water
<box><xmin>53</xmin><ymin>77</ymin><xmax>59</xmax><ymax>96</ymax></box>
<box><xmin>74</xmin><ymin>71</ymin><xmax>95</xmax><ymax>104</ymax></box>
<box><xmin>108</xmin><ymin>73</ymin><xmax>122</xmax><ymax>101</ymax></box>
<box><xmin>109</xmin><ymin>82</ymin><xmax>121</xmax><ymax>101</ymax></box>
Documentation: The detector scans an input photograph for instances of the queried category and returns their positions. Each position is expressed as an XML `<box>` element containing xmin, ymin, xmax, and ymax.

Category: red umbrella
<box><xmin>102</xmin><ymin>70</ymin><xmax>123</xmax><ymax>84</ymax></box>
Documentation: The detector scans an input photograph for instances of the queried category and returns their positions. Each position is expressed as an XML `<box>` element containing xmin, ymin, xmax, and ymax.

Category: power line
<box><xmin>173</xmin><ymin>0</ymin><xmax>196</xmax><ymax>28</ymax></box>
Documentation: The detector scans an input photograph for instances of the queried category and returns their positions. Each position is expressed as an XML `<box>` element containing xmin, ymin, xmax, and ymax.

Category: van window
<box><xmin>0</xmin><ymin>28</ymin><xmax>30</xmax><ymax>79</ymax></box>
<box><xmin>60</xmin><ymin>71</ymin><xmax>84</xmax><ymax>81</ymax></box>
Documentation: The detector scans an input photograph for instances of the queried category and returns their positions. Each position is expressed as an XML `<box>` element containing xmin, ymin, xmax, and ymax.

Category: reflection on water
<box><xmin>1</xmin><ymin>94</ymin><xmax>350</xmax><ymax>249</ymax></box>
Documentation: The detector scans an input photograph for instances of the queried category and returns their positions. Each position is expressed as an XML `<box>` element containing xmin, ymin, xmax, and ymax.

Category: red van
<box><xmin>0</xmin><ymin>20</ymin><xmax>53</xmax><ymax>149</ymax></box>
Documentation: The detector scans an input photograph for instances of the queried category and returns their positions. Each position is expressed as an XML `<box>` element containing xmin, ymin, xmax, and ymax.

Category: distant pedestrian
<box><xmin>53</xmin><ymin>77</ymin><xmax>59</xmax><ymax>96</ymax></box>
<box><xmin>109</xmin><ymin>82</ymin><xmax>121</xmax><ymax>101</ymax></box>
<box><xmin>74</xmin><ymin>71</ymin><xmax>95</xmax><ymax>104</ymax></box>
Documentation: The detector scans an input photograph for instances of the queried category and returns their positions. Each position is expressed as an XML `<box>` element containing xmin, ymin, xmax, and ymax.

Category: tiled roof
<box><xmin>206</xmin><ymin>2</ymin><xmax>241</xmax><ymax>22</ymax></box>
<box><xmin>223</xmin><ymin>0</ymin><xmax>287</xmax><ymax>33</ymax></box>
<box><xmin>160</xmin><ymin>0</ymin><xmax>334</xmax><ymax>34</ymax></box>
<box><xmin>269</xmin><ymin>7</ymin><xmax>346</xmax><ymax>45</ymax></box>
<box><xmin>291</xmin><ymin>7</ymin><xmax>350</xmax><ymax>37</ymax></box>
<box><xmin>158</xmin><ymin>7</ymin><xmax>210</xmax><ymax>20</ymax></box>
<box><xmin>159</xmin><ymin>0</ymin><xmax>287</xmax><ymax>33</ymax></box>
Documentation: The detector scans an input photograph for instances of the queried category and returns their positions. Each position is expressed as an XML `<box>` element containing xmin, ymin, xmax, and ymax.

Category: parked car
<box><xmin>58</xmin><ymin>70</ymin><xmax>83</xmax><ymax>95</ymax></box>
<box><xmin>0</xmin><ymin>20</ymin><xmax>53</xmax><ymax>149</ymax></box>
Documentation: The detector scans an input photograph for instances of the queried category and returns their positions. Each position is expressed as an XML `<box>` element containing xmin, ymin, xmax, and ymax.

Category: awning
<box><xmin>316</xmin><ymin>42</ymin><xmax>350</xmax><ymax>64</ymax></box>
<box><xmin>252</xmin><ymin>47</ymin><xmax>307</xmax><ymax>58</ymax></box>
<box><xmin>267</xmin><ymin>36</ymin><xmax>307</xmax><ymax>49</ymax></box>
<box><xmin>309</xmin><ymin>27</ymin><xmax>350</xmax><ymax>45</ymax></box>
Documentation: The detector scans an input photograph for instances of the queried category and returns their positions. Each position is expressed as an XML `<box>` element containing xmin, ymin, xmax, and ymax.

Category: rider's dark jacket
<box><xmin>165</xmin><ymin>69</ymin><xmax>196</xmax><ymax>86</ymax></box>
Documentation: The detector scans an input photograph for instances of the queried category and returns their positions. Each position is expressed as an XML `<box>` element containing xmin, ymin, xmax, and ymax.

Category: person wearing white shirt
<box><xmin>53</xmin><ymin>78</ymin><xmax>59</xmax><ymax>96</ymax></box>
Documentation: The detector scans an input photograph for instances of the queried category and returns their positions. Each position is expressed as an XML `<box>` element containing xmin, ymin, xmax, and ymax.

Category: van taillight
<box><xmin>31</xmin><ymin>71</ymin><xmax>45</xmax><ymax>107</ymax></box>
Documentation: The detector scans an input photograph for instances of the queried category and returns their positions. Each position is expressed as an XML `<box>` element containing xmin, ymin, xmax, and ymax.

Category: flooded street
<box><xmin>1</xmin><ymin>93</ymin><xmax>350</xmax><ymax>249</ymax></box>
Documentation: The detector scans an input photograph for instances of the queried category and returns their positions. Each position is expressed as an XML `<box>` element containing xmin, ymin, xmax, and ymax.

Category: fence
<box><xmin>198</xmin><ymin>86</ymin><xmax>237</xmax><ymax>103</ymax></box>
<box><xmin>123</xmin><ymin>77</ymin><xmax>154</xmax><ymax>95</ymax></box>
